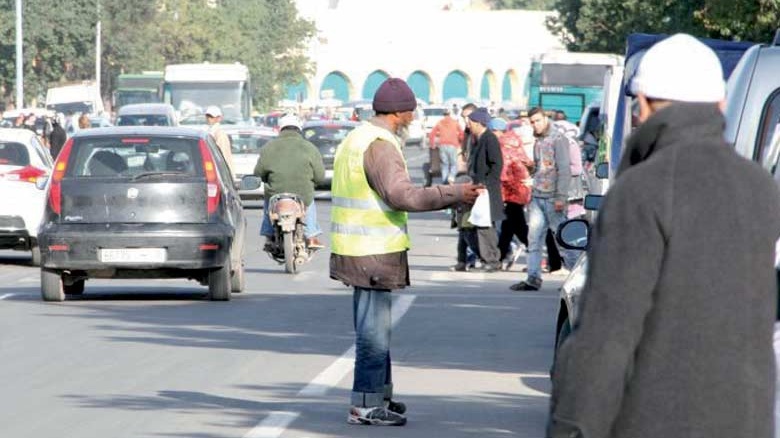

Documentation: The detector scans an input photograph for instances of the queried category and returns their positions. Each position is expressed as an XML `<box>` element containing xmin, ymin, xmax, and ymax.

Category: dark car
<box><xmin>301</xmin><ymin>120</ymin><xmax>360</xmax><ymax>188</ymax></box>
<box><xmin>37</xmin><ymin>126</ymin><xmax>246</xmax><ymax>301</ymax></box>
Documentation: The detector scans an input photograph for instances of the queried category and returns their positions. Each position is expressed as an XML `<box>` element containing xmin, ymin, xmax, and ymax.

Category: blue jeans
<box><xmin>438</xmin><ymin>145</ymin><xmax>459</xmax><ymax>184</ymax></box>
<box><xmin>261</xmin><ymin>198</ymin><xmax>321</xmax><ymax>239</ymax></box>
<box><xmin>351</xmin><ymin>286</ymin><xmax>393</xmax><ymax>408</ymax></box>
<box><xmin>526</xmin><ymin>197</ymin><xmax>578</xmax><ymax>281</ymax></box>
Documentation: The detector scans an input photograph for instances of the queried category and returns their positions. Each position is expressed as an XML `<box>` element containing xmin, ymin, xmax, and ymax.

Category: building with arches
<box><xmin>287</xmin><ymin>0</ymin><xmax>563</xmax><ymax>108</ymax></box>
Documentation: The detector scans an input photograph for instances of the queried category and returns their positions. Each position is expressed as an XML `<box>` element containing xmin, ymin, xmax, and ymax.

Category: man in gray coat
<box><xmin>548</xmin><ymin>34</ymin><xmax>780</xmax><ymax>438</ymax></box>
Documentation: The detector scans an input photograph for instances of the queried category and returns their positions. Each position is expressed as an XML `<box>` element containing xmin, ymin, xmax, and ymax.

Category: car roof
<box><xmin>0</xmin><ymin>127</ymin><xmax>38</xmax><ymax>142</ymax></box>
<box><xmin>302</xmin><ymin>120</ymin><xmax>361</xmax><ymax>128</ymax></box>
<box><xmin>70</xmin><ymin>126</ymin><xmax>208</xmax><ymax>139</ymax></box>
<box><xmin>223</xmin><ymin>126</ymin><xmax>278</xmax><ymax>136</ymax></box>
<box><xmin>117</xmin><ymin>103</ymin><xmax>175</xmax><ymax>115</ymax></box>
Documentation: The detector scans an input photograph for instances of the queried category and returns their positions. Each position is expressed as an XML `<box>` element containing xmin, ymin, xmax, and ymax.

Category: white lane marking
<box><xmin>0</xmin><ymin>293</ymin><xmax>17</xmax><ymax>300</ymax></box>
<box><xmin>16</xmin><ymin>276</ymin><xmax>38</xmax><ymax>284</ymax></box>
<box><xmin>242</xmin><ymin>294</ymin><xmax>416</xmax><ymax>438</ymax></box>
<box><xmin>518</xmin><ymin>373</ymin><xmax>552</xmax><ymax>397</ymax></box>
<box><xmin>243</xmin><ymin>412</ymin><xmax>299</xmax><ymax>438</ymax></box>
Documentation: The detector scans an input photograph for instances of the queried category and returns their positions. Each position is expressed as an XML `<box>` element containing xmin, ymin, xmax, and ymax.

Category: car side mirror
<box><xmin>35</xmin><ymin>176</ymin><xmax>49</xmax><ymax>191</ymax></box>
<box><xmin>241</xmin><ymin>175</ymin><xmax>262</xmax><ymax>190</ymax></box>
<box><xmin>595</xmin><ymin>162</ymin><xmax>609</xmax><ymax>179</ymax></box>
<box><xmin>584</xmin><ymin>194</ymin><xmax>602</xmax><ymax>211</ymax></box>
<box><xmin>557</xmin><ymin>218</ymin><xmax>590</xmax><ymax>250</ymax></box>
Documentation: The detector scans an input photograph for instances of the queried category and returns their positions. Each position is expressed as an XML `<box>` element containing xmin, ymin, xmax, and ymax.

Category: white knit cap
<box><xmin>630</xmin><ymin>33</ymin><xmax>725</xmax><ymax>103</ymax></box>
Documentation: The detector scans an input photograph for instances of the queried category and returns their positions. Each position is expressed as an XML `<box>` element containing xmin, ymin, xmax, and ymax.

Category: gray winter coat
<box><xmin>548</xmin><ymin>103</ymin><xmax>780</xmax><ymax>438</ymax></box>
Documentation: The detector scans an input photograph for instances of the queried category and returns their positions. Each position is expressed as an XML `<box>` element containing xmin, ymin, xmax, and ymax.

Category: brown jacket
<box><xmin>330</xmin><ymin>118</ymin><xmax>468</xmax><ymax>290</ymax></box>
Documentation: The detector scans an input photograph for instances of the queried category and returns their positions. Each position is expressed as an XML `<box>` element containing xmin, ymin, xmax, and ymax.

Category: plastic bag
<box><xmin>468</xmin><ymin>190</ymin><xmax>492</xmax><ymax>227</ymax></box>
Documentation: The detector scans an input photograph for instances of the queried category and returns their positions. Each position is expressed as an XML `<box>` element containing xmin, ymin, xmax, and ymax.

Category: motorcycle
<box><xmin>265</xmin><ymin>193</ymin><xmax>314</xmax><ymax>273</ymax></box>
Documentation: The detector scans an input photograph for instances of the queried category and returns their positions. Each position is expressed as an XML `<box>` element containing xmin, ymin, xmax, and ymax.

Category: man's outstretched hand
<box><xmin>460</xmin><ymin>183</ymin><xmax>485</xmax><ymax>204</ymax></box>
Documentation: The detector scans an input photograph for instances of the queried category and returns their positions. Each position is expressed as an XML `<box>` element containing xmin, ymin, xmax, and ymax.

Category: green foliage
<box><xmin>547</xmin><ymin>0</ymin><xmax>778</xmax><ymax>53</ymax></box>
<box><xmin>490</xmin><ymin>0</ymin><xmax>555</xmax><ymax>9</ymax></box>
<box><xmin>1</xmin><ymin>0</ymin><xmax>314</xmax><ymax>111</ymax></box>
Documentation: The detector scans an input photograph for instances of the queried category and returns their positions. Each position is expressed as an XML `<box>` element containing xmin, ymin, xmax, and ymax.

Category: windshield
<box><xmin>424</xmin><ymin>108</ymin><xmax>446</xmax><ymax>116</ymax></box>
<box><xmin>116</xmin><ymin>114</ymin><xmax>172</xmax><ymax>126</ymax></box>
<box><xmin>229</xmin><ymin>133</ymin><xmax>274</xmax><ymax>154</ymax></box>
<box><xmin>47</xmin><ymin>102</ymin><xmax>93</xmax><ymax>115</ymax></box>
<box><xmin>68</xmin><ymin>136</ymin><xmax>203</xmax><ymax>177</ymax></box>
<box><xmin>166</xmin><ymin>82</ymin><xmax>246</xmax><ymax>124</ymax></box>
<box><xmin>541</xmin><ymin>64</ymin><xmax>608</xmax><ymax>87</ymax></box>
<box><xmin>116</xmin><ymin>91</ymin><xmax>160</xmax><ymax>108</ymax></box>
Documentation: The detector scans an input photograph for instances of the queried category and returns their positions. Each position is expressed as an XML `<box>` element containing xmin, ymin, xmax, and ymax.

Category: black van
<box><xmin>37</xmin><ymin>127</ymin><xmax>246</xmax><ymax>301</ymax></box>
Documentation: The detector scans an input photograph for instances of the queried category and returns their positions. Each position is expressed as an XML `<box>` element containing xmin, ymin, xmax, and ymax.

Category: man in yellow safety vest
<box><xmin>330</xmin><ymin>78</ymin><xmax>481</xmax><ymax>426</ymax></box>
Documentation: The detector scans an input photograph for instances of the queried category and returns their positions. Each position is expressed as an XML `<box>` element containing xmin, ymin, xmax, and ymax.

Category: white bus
<box><xmin>163</xmin><ymin>63</ymin><xmax>252</xmax><ymax>126</ymax></box>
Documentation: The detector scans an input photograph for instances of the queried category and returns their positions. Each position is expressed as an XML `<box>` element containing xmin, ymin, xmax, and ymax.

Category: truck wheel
<box><xmin>208</xmin><ymin>262</ymin><xmax>231</xmax><ymax>301</ymax></box>
<box><xmin>230</xmin><ymin>260</ymin><xmax>245</xmax><ymax>293</ymax></box>
<box><xmin>30</xmin><ymin>245</ymin><xmax>41</xmax><ymax>267</ymax></box>
<box><xmin>41</xmin><ymin>269</ymin><xmax>65</xmax><ymax>302</ymax></box>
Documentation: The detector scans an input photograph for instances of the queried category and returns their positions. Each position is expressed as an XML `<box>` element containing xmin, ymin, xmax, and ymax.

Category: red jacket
<box><xmin>499</xmin><ymin>131</ymin><xmax>532</xmax><ymax>205</ymax></box>
<box><xmin>428</xmin><ymin>116</ymin><xmax>463</xmax><ymax>149</ymax></box>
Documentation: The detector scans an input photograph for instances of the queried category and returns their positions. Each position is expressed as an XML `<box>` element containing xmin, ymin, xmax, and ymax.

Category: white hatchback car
<box><xmin>0</xmin><ymin>128</ymin><xmax>53</xmax><ymax>265</ymax></box>
<box><xmin>225</xmin><ymin>126</ymin><xmax>277</xmax><ymax>200</ymax></box>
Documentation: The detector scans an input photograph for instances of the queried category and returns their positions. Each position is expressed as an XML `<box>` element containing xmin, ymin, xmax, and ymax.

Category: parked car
<box><xmin>116</xmin><ymin>103</ymin><xmax>178</xmax><ymax>127</ymax></box>
<box><xmin>37</xmin><ymin>126</ymin><xmax>246</xmax><ymax>301</ymax></box>
<box><xmin>301</xmin><ymin>120</ymin><xmax>360</xmax><ymax>189</ymax></box>
<box><xmin>0</xmin><ymin>128</ymin><xmax>54</xmax><ymax>266</ymax></box>
<box><xmin>226</xmin><ymin>126</ymin><xmax>277</xmax><ymax>200</ymax></box>
<box><xmin>553</xmin><ymin>33</ymin><xmax>764</xmax><ymax>354</ymax></box>
<box><xmin>88</xmin><ymin>115</ymin><xmax>113</xmax><ymax>128</ymax></box>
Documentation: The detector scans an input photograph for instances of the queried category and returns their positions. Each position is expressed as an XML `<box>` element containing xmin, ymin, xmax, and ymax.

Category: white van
<box><xmin>45</xmin><ymin>81</ymin><xmax>104</xmax><ymax>117</ymax></box>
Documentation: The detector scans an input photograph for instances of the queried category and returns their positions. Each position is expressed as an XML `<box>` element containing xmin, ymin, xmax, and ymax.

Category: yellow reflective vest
<box><xmin>330</xmin><ymin>123</ymin><xmax>410</xmax><ymax>257</ymax></box>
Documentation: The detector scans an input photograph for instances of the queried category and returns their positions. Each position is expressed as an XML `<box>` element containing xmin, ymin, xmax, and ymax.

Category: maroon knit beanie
<box><xmin>372</xmin><ymin>78</ymin><xmax>417</xmax><ymax>113</ymax></box>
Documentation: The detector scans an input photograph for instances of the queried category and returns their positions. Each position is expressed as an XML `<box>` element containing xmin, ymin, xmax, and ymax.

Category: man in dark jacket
<box><xmin>330</xmin><ymin>78</ymin><xmax>481</xmax><ymax>426</ymax></box>
<box><xmin>466</xmin><ymin>107</ymin><xmax>504</xmax><ymax>272</ymax></box>
<box><xmin>255</xmin><ymin>114</ymin><xmax>326</xmax><ymax>249</ymax></box>
<box><xmin>548</xmin><ymin>34</ymin><xmax>780</xmax><ymax>438</ymax></box>
<box><xmin>48</xmin><ymin>117</ymin><xmax>67</xmax><ymax>159</ymax></box>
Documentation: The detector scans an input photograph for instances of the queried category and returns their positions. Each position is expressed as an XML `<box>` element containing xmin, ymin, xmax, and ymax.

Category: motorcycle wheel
<box><xmin>283</xmin><ymin>232</ymin><xmax>297</xmax><ymax>274</ymax></box>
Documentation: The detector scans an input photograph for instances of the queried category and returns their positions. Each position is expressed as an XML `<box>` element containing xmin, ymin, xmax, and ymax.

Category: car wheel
<box><xmin>41</xmin><ymin>269</ymin><xmax>65</xmax><ymax>302</ymax></box>
<box><xmin>208</xmin><ymin>262</ymin><xmax>231</xmax><ymax>301</ymax></box>
<box><xmin>64</xmin><ymin>279</ymin><xmax>85</xmax><ymax>295</ymax></box>
<box><xmin>230</xmin><ymin>260</ymin><xmax>245</xmax><ymax>293</ymax></box>
<box><xmin>30</xmin><ymin>245</ymin><xmax>41</xmax><ymax>267</ymax></box>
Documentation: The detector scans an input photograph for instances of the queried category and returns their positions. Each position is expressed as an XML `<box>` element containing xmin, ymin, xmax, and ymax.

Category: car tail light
<box><xmin>48</xmin><ymin>138</ymin><xmax>74</xmax><ymax>215</ymax></box>
<box><xmin>198</xmin><ymin>139</ymin><xmax>221</xmax><ymax>215</ymax></box>
<box><xmin>0</xmin><ymin>165</ymin><xmax>47</xmax><ymax>183</ymax></box>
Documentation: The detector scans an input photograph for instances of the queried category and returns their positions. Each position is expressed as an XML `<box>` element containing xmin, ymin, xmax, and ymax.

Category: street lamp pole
<box><xmin>15</xmin><ymin>0</ymin><xmax>23</xmax><ymax>109</ymax></box>
<box><xmin>95</xmin><ymin>0</ymin><xmax>101</xmax><ymax>111</ymax></box>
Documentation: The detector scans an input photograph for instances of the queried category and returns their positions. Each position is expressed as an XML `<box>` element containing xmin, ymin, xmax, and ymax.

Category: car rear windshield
<box><xmin>424</xmin><ymin>108</ymin><xmax>446</xmax><ymax>116</ymax></box>
<box><xmin>302</xmin><ymin>125</ymin><xmax>355</xmax><ymax>147</ymax></box>
<box><xmin>229</xmin><ymin>133</ymin><xmax>273</xmax><ymax>154</ymax></box>
<box><xmin>0</xmin><ymin>142</ymin><xmax>30</xmax><ymax>166</ymax></box>
<box><xmin>116</xmin><ymin>114</ymin><xmax>171</xmax><ymax>126</ymax></box>
<box><xmin>68</xmin><ymin>136</ymin><xmax>203</xmax><ymax>177</ymax></box>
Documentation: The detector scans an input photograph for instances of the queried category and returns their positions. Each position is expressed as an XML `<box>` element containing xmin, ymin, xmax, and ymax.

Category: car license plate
<box><xmin>99</xmin><ymin>248</ymin><xmax>167</xmax><ymax>263</ymax></box>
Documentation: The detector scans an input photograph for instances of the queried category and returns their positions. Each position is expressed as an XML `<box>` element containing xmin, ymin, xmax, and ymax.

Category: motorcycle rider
<box><xmin>255</xmin><ymin>114</ymin><xmax>326</xmax><ymax>250</ymax></box>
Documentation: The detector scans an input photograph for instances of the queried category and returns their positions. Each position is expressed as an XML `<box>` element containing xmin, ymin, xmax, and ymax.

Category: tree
<box><xmin>547</xmin><ymin>0</ymin><xmax>777</xmax><ymax>54</ymax></box>
<box><xmin>490</xmin><ymin>0</ymin><xmax>555</xmax><ymax>9</ymax></box>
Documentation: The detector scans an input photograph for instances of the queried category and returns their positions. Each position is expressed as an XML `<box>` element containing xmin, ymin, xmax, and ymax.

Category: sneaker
<box><xmin>347</xmin><ymin>406</ymin><xmax>407</xmax><ymax>426</ymax></box>
<box><xmin>509</xmin><ymin>278</ymin><xmax>542</xmax><ymax>291</ymax></box>
<box><xmin>450</xmin><ymin>262</ymin><xmax>468</xmax><ymax>272</ymax></box>
<box><xmin>386</xmin><ymin>399</ymin><xmax>406</xmax><ymax>415</ymax></box>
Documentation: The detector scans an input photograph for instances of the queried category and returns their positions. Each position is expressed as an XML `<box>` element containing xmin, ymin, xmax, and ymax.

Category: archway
<box><xmin>442</xmin><ymin>70</ymin><xmax>470</xmax><ymax>102</ymax></box>
<box><xmin>407</xmin><ymin>70</ymin><xmax>433</xmax><ymax>104</ymax></box>
<box><xmin>284</xmin><ymin>80</ymin><xmax>310</xmax><ymax>103</ymax></box>
<box><xmin>320</xmin><ymin>71</ymin><xmax>353</xmax><ymax>102</ymax></box>
<box><xmin>481</xmin><ymin>70</ymin><xmax>497</xmax><ymax>102</ymax></box>
<box><xmin>362</xmin><ymin>70</ymin><xmax>390</xmax><ymax>99</ymax></box>
<box><xmin>502</xmin><ymin>70</ymin><xmax>519</xmax><ymax>102</ymax></box>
